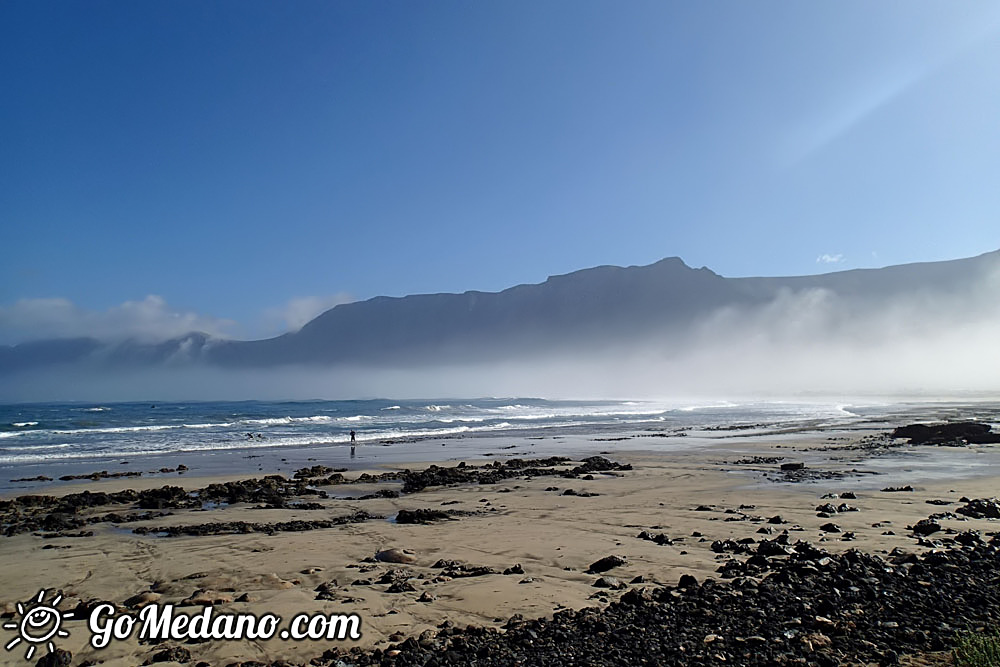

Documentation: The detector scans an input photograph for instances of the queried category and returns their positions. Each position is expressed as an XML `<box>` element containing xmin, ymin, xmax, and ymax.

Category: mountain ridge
<box><xmin>3</xmin><ymin>249</ymin><xmax>998</xmax><ymax>373</ymax></box>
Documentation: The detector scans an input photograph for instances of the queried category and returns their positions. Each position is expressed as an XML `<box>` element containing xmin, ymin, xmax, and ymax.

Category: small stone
<box><xmin>145</xmin><ymin>646</ymin><xmax>191</xmax><ymax>664</ymax></box>
<box><xmin>375</xmin><ymin>548</ymin><xmax>417</xmax><ymax>564</ymax></box>
<box><xmin>806</xmin><ymin>632</ymin><xmax>832</xmax><ymax>648</ymax></box>
<box><xmin>910</xmin><ymin>519</ymin><xmax>942</xmax><ymax>536</ymax></box>
<box><xmin>592</xmin><ymin>576</ymin><xmax>625</xmax><ymax>590</ymax></box>
<box><xmin>386</xmin><ymin>581</ymin><xmax>416</xmax><ymax>593</ymax></box>
<box><xmin>35</xmin><ymin>649</ymin><xmax>72</xmax><ymax>667</ymax></box>
<box><xmin>586</xmin><ymin>555</ymin><xmax>626</xmax><ymax>574</ymax></box>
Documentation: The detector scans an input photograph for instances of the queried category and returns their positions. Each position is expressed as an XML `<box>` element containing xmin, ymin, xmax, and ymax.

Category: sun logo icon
<box><xmin>3</xmin><ymin>589</ymin><xmax>73</xmax><ymax>661</ymax></box>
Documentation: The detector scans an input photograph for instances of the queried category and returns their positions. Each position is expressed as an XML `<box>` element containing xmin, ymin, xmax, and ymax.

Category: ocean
<box><xmin>0</xmin><ymin>398</ymin><xmax>871</xmax><ymax>467</ymax></box>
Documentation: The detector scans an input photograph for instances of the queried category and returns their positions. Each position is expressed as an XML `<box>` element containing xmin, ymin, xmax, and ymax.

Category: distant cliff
<box><xmin>3</xmin><ymin>249</ymin><xmax>998</xmax><ymax>373</ymax></box>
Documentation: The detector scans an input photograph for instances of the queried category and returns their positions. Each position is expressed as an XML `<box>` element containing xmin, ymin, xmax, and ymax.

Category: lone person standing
<box><xmin>350</xmin><ymin>430</ymin><xmax>356</xmax><ymax>457</ymax></box>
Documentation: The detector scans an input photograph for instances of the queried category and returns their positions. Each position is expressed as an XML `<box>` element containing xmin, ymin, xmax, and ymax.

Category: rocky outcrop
<box><xmin>892</xmin><ymin>422</ymin><xmax>1000</xmax><ymax>445</ymax></box>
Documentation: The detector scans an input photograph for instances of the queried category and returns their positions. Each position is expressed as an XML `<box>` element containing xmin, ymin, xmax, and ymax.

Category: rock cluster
<box><xmin>956</xmin><ymin>497</ymin><xmax>1000</xmax><ymax>519</ymax></box>
<box><xmin>399</xmin><ymin>456</ymin><xmax>631</xmax><ymax>494</ymax></box>
<box><xmin>319</xmin><ymin>536</ymin><xmax>1000</xmax><ymax>666</ymax></box>
<box><xmin>731</xmin><ymin>456</ymin><xmax>785</xmax><ymax>465</ymax></box>
<box><xmin>394</xmin><ymin>509</ymin><xmax>471</xmax><ymax>524</ymax></box>
<box><xmin>131</xmin><ymin>511</ymin><xmax>378</xmax><ymax>537</ymax></box>
<box><xmin>197</xmin><ymin>476</ymin><xmax>325</xmax><ymax>506</ymax></box>
<box><xmin>0</xmin><ymin>456</ymin><xmax>632</xmax><ymax>539</ymax></box>
<box><xmin>59</xmin><ymin>470</ymin><xmax>144</xmax><ymax>481</ymax></box>
<box><xmin>892</xmin><ymin>421</ymin><xmax>1000</xmax><ymax>445</ymax></box>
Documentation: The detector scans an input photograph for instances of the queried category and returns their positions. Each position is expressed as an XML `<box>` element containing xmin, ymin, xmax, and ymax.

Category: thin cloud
<box><xmin>816</xmin><ymin>254</ymin><xmax>844</xmax><ymax>264</ymax></box>
<box><xmin>0</xmin><ymin>295</ymin><xmax>237</xmax><ymax>345</ymax></box>
<box><xmin>781</xmin><ymin>69</ymin><xmax>925</xmax><ymax>167</ymax></box>
<box><xmin>262</xmin><ymin>293</ymin><xmax>354</xmax><ymax>335</ymax></box>
<box><xmin>779</xmin><ymin>16</ymin><xmax>1000</xmax><ymax>167</ymax></box>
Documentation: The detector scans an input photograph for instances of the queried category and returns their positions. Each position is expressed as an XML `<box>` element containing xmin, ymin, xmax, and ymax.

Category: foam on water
<box><xmin>0</xmin><ymin>398</ymin><xmax>872</xmax><ymax>467</ymax></box>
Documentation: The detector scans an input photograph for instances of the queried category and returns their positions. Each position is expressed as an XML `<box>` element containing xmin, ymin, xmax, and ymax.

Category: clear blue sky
<box><xmin>2</xmin><ymin>1</ymin><xmax>999</xmax><ymax>343</ymax></box>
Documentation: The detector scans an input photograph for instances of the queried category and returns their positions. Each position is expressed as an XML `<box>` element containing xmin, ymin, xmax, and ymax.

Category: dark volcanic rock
<box><xmin>0</xmin><ymin>470</ymin><xmax>366</xmax><ymax>536</ymax></box>
<box><xmin>132</xmin><ymin>511</ymin><xmax>379</xmax><ymax>537</ymax></box>
<box><xmin>955</xmin><ymin>530</ymin><xmax>985</xmax><ymax>547</ymax></box>
<box><xmin>355</xmin><ymin>489</ymin><xmax>400</xmax><ymax>500</ymax></box>
<box><xmin>144</xmin><ymin>646</ymin><xmax>192</xmax><ymax>664</ymax></box>
<box><xmin>638</xmin><ymin>531</ymin><xmax>673</xmax><ymax>546</ymax></box>
<box><xmin>892</xmin><ymin>421</ymin><xmax>994</xmax><ymax>445</ymax></box>
<box><xmin>756</xmin><ymin>539</ymin><xmax>792</xmax><ymax>557</ymax></box>
<box><xmin>957</xmin><ymin>497</ymin><xmax>1000</xmax><ymax>519</ymax></box>
<box><xmin>395</xmin><ymin>509</ymin><xmax>454</xmax><ymax>524</ymax></box>
<box><xmin>711</xmin><ymin>539</ymin><xmax>749</xmax><ymax>555</ymax></box>
<box><xmin>198</xmin><ymin>475</ymin><xmax>320</xmax><ymax>506</ymax></box>
<box><xmin>35</xmin><ymin>648</ymin><xmax>72</xmax><ymax>666</ymax></box>
<box><xmin>966</xmin><ymin>431</ymin><xmax>1000</xmax><ymax>444</ymax></box>
<box><xmin>592</xmin><ymin>576</ymin><xmax>626</xmax><ymax>590</ymax></box>
<box><xmin>910</xmin><ymin>519</ymin><xmax>942</xmax><ymax>536</ymax></box>
<box><xmin>293</xmin><ymin>465</ymin><xmax>335</xmax><ymax>479</ymax></box>
<box><xmin>392</xmin><ymin>455</ymin><xmax>629</xmax><ymax>494</ymax></box>
<box><xmin>570</xmin><ymin>456</ymin><xmax>633</xmax><ymax>476</ymax></box>
<box><xmin>386</xmin><ymin>581</ymin><xmax>416</xmax><ymax>594</ymax></box>
<box><xmin>59</xmin><ymin>470</ymin><xmax>143</xmax><ymax>482</ymax></box>
<box><xmin>561</xmin><ymin>489</ymin><xmax>600</xmax><ymax>497</ymax></box>
<box><xmin>440</xmin><ymin>563</ymin><xmax>497</xmax><ymax>578</ymax></box>
<box><xmin>586</xmin><ymin>555</ymin><xmax>626</xmax><ymax>574</ymax></box>
<box><xmin>316</xmin><ymin>538</ymin><xmax>1000</xmax><ymax>667</ymax></box>
<box><xmin>731</xmin><ymin>456</ymin><xmax>784</xmax><ymax>465</ymax></box>
<box><xmin>136</xmin><ymin>486</ymin><xmax>193</xmax><ymax>510</ymax></box>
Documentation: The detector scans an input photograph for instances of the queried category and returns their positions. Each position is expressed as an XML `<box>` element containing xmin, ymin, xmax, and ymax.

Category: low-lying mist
<box><xmin>4</xmin><ymin>266</ymin><xmax>999</xmax><ymax>404</ymax></box>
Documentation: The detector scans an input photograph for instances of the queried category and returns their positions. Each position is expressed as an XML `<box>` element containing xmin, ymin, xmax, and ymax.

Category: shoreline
<box><xmin>5</xmin><ymin>398</ymin><xmax>999</xmax><ymax>494</ymax></box>
<box><xmin>7</xmin><ymin>420</ymin><xmax>1000</xmax><ymax>500</ymax></box>
<box><xmin>1</xmin><ymin>414</ymin><xmax>1000</xmax><ymax>665</ymax></box>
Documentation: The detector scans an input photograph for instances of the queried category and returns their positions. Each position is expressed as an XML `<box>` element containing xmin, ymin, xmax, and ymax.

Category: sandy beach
<box><xmin>3</xmin><ymin>413</ymin><xmax>1000</xmax><ymax>666</ymax></box>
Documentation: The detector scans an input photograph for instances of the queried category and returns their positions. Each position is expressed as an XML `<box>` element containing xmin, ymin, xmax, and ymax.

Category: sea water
<box><xmin>0</xmin><ymin>398</ymin><xmax>868</xmax><ymax>467</ymax></box>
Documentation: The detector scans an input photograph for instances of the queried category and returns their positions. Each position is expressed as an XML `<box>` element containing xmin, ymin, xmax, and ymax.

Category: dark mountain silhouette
<box><xmin>2</xmin><ymin>249</ymin><xmax>998</xmax><ymax>373</ymax></box>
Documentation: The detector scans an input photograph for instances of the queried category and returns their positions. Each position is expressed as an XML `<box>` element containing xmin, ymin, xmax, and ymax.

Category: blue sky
<box><xmin>2</xmin><ymin>1</ymin><xmax>999</xmax><ymax>344</ymax></box>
